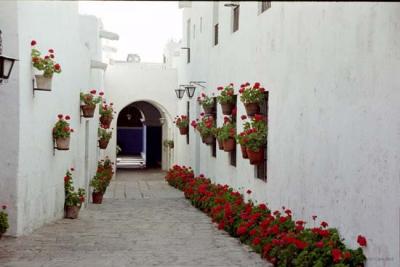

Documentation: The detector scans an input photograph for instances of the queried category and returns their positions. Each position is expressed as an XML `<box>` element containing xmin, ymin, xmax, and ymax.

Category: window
<box><xmin>260</xmin><ymin>1</ymin><xmax>271</xmax><ymax>14</ymax></box>
<box><xmin>233</xmin><ymin>6</ymin><xmax>239</xmax><ymax>32</ymax></box>
<box><xmin>186</xmin><ymin>101</ymin><xmax>190</xmax><ymax>145</ymax></box>
<box><xmin>256</xmin><ymin>92</ymin><xmax>269</xmax><ymax>181</ymax></box>
<box><xmin>214</xmin><ymin>24</ymin><xmax>219</xmax><ymax>46</ymax></box>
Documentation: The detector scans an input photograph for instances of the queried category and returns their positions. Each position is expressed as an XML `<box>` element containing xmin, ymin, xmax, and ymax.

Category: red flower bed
<box><xmin>165</xmin><ymin>165</ymin><xmax>367</xmax><ymax>266</ymax></box>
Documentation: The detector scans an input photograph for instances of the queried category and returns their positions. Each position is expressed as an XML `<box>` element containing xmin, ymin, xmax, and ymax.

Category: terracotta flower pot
<box><xmin>244</xmin><ymin>103</ymin><xmax>260</xmax><ymax>117</ymax></box>
<box><xmin>35</xmin><ymin>75</ymin><xmax>52</xmax><ymax>91</ymax></box>
<box><xmin>92</xmin><ymin>192</ymin><xmax>104</xmax><ymax>204</ymax></box>
<box><xmin>98</xmin><ymin>139</ymin><xmax>109</xmax><ymax>149</ymax></box>
<box><xmin>100</xmin><ymin>115</ymin><xmax>113</xmax><ymax>129</ymax></box>
<box><xmin>202</xmin><ymin>135</ymin><xmax>214</xmax><ymax>145</ymax></box>
<box><xmin>65</xmin><ymin>205</ymin><xmax>80</xmax><ymax>219</ymax></box>
<box><xmin>217</xmin><ymin>139</ymin><xmax>224</xmax><ymax>150</ymax></box>
<box><xmin>203</xmin><ymin>105</ymin><xmax>214</xmax><ymax>115</ymax></box>
<box><xmin>81</xmin><ymin>104</ymin><xmax>96</xmax><ymax>118</ymax></box>
<box><xmin>223</xmin><ymin>138</ymin><xmax>235</xmax><ymax>152</ymax></box>
<box><xmin>179</xmin><ymin>126</ymin><xmax>188</xmax><ymax>135</ymax></box>
<box><xmin>247</xmin><ymin>148</ymin><xmax>264</xmax><ymax>165</ymax></box>
<box><xmin>221</xmin><ymin>103</ymin><xmax>233</xmax><ymax>115</ymax></box>
<box><xmin>55</xmin><ymin>136</ymin><xmax>70</xmax><ymax>150</ymax></box>
<box><xmin>240</xmin><ymin>145</ymin><xmax>248</xmax><ymax>159</ymax></box>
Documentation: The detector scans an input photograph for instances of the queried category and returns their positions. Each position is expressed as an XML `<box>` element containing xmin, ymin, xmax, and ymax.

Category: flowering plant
<box><xmin>31</xmin><ymin>40</ymin><xmax>61</xmax><ymax>78</ymax></box>
<box><xmin>90</xmin><ymin>158</ymin><xmax>114</xmax><ymax>194</ymax></box>
<box><xmin>217</xmin><ymin>83</ymin><xmax>235</xmax><ymax>104</ymax></box>
<box><xmin>174</xmin><ymin>115</ymin><xmax>189</xmax><ymax>128</ymax></box>
<box><xmin>99</xmin><ymin>101</ymin><xmax>114</xmax><ymax>118</ymax></box>
<box><xmin>98</xmin><ymin>128</ymin><xmax>112</xmax><ymax>141</ymax></box>
<box><xmin>219</xmin><ymin>117</ymin><xmax>236</xmax><ymax>141</ymax></box>
<box><xmin>53</xmin><ymin>114</ymin><xmax>73</xmax><ymax>139</ymax></box>
<box><xmin>194</xmin><ymin>115</ymin><xmax>215</xmax><ymax>137</ymax></box>
<box><xmin>0</xmin><ymin>205</ymin><xmax>9</xmax><ymax>236</ymax></box>
<box><xmin>165</xmin><ymin>165</ymin><xmax>367</xmax><ymax>266</ymax></box>
<box><xmin>80</xmin><ymin>90</ymin><xmax>103</xmax><ymax>106</ymax></box>
<box><xmin>197</xmin><ymin>92</ymin><xmax>215</xmax><ymax>108</ymax></box>
<box><xmin>240</xmin><ymin>114</ymin><xmax>267</xmax><ymax>152</ymax></box>
<box><xmin>239</xmin><ymin>82</ymin><xmax>265</xmax><ymax>104</ymax></box>
<box><xmin>64</xmin><ymin>169</ymin><xmax>85</xmax><ymax>207</ymax></box>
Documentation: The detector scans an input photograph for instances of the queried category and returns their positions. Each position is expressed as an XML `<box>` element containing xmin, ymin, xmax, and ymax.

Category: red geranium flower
<box><xmin>331</xmin><ymin>249</ymin><xmax>342</xmax><ymax>263</ymax></box>
<box><xmin>65</xmin><ymin>115</ymin><xmax>71</xmax><ymax>120</ymax></box>
<box><xmin>31</xmin><ymin>40</ymin><xmax>37</xmax><ymax>46</ymax></box>
<box><xmin>357</xmin><ymin>235</ymin><xmax>367</xmax><ymax>247</ymax></box>
<box><xmin>321</xmin><ymin>221</ymin><xmax>328</xmax><ymax>228</ymax></box>
<box><xmin>2</xmin><ymin>205</ymin><xmax>7</xmax><ymax>210</ymax></box>
<box><xmin>241</xmin><ymin>115</ymin><xmax>247</xmax><ymax>120</ymax></box>
<box><xmin>246</xmin><ymin>189</ymin><xmax>252</xmax><ymax>194</ymax></box>
<box><xmin>57</xmin><ymin>114</ymin><xmax>63</xmax><ymax>119</ymax></box>
<box><xmin>48</xmin><ymin>49</ymin><xmax>54</xmax><ymax>53</ymax></box>
<box><xmin>90</xmin><ymin>89</ymin><xmax>96</xmax><ymax>94</ymax></box>
<box><xmin>54</xmin><ymin>64</ymin><xmax>61</xmax><ymax>70</ymax></box>
<box><xmin>99</xmin><ymin>92</ymin><xmax>104</xmax><ymax>96</ymax></box>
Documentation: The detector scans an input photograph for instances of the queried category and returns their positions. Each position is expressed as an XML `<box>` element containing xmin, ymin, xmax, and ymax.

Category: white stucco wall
<box><xmin>0</xmin><ymin>1</ymin><xmax>105</xmax><ymax>235</ymax></box>
<box><xmin>177</xmin><ymin>2</ymin><xmax>400</xmax><ymax>266</ymax></box>
<box><xmin>104</xmin><ymin>62</ymin><xmax>178</xmax><ymax>170</ymax></box>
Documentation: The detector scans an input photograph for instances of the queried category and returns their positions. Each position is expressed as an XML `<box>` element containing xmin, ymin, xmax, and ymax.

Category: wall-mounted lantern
<box><xmin>0</xmin><ymin>30</ymin><xmax>18</xmax><ymax>84</ymax></box>
<box><xmin>184</xmin><ymin>85</ymin><xmax>196</xmax><ymax>99</ymax></box>
<box><xmin>175</xmin><ymin>88</ymin><xmax>185</xmax><ymax>99</ymax></box>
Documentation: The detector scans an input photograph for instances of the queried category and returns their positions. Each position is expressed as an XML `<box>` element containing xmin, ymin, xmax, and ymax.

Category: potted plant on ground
<box><xmin>98</xmin><ymin>127</ymin><xmax>112</xmax><ymax>149</ymax></box>
<box><xmin>196</xmin><ymin>115</ymin><xmax>216</xmax><ymax>145</ymax></box>
<box><xmin>174</xmin><ymin>115</ymin><xmax>189</xmax><ymax>135</ymax></box>
<box><xmin>53</xmin><ymin>114</ymin><xmax>73</xmax><ymax>150</ymax></box>
<box><xmin>64</xmin><ymin>168</ymin><xmax>85</xmax><ymax>219</ymax></box>
<box><xmin>31</xmin><ymin>40</ymin><xmax>61</xmax><ymax>91</ymax></box>
<box><xmin>80</xmin><ymin>90</ymin><xmax>103</xmax><ymax>118</ymax></box>
<box><xmin>239</xmin><ymin>82</ymin><xmax>266</xmax><ymax>116</ymax></box>
<box><xmin>217</xmin><ymin>83</ymin><xmax>235</xmax><ymax>115</ymax></box>
<box><xmin>220</xmin><ymin>117</ymin><xmax>236</xmax><ymax>152</ymax></box>
<box><xmin>242</xmin><ymin>114</ymin><xmax>267</xmax><ymax>165</ymax></box>
<box><xmin>99</xmin><ymin>101</ymin><xmax>114</xmax><ymax>129</ymax></box>
<box><xmin>0</xmin><ymin>205</ymin><xmax>9</xmax><ymax>239</ymax></box>
<box><xmin>197</xmin><ymin>92</ymin><xmax>215</xmax><ymax>115</ymax></box>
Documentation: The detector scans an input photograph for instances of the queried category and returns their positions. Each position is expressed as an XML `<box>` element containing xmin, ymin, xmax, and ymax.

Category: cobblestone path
<box><xmin>0</xmin><ymin>169</ymin><xmax>268</xmax><ymax>267</ymax></box>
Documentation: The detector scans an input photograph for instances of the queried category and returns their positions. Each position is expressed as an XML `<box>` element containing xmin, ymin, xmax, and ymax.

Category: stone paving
<box><xmin>0</xmin><ymin>169</ymin><xmax>269</xmax><ymax>267</ymax></box>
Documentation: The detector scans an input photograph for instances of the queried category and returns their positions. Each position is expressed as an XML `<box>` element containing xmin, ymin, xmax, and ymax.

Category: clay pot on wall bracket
<box><xmin>65</xmin><ymin>205</ymin><xmax>80</xmax><ymax>219</ymax></box>
<box><xmin>217</xmin><ymin>139</ymin><xmax>224</xmax><ymax>150</ymax></box>
<box><xmin>35</xmin><ymin>75</ymin><xmax>52</xmax><ymax>91</ymax></box>
<box><xmin>223</xmin><ymin>138</ymin><xmax>235</xmax><ymax>152</ymax></box>
<box><xmin>98</xmin><ymin>139</ymin><xmax>109</xmax><ymax>149</ymax></box>
<box><xmin>202</xmin><ymin>135</ymin><xmax>214</xmax><ymax>145</ymax></box>
<box><xmin>55</xmin><ymin>136</ymin><xmax>70</xmax><ymax>150</ymax></box>
<box><xmin>100</xmin><ymin>116</ymin><xmax>113</xmax><ymax>129</ymax></box>
<box><xmin>240</xmin><ymin>145</ymin><xmax>248</xmax><ymax>159</ymax></box>
<box><xmin>221</xmin><ymin>103</ymin><xmax>233</xmax><ymax>115</ymax></box>
<box><xmin>247</xmin><ymin>148</ymin><xmax>264</xmax><ymax>165</ymax></box>
<box><xmin>179</xmin><ymin>127</ymin><xmax>189</xmax><ymax>135</ymax></box>
<box><xmin>92</xmin><ymin>192</ymin><xmax>104</xmax><ymax>204</ymax></box>
<box><xmin>244</xmin><ymin>103</ymin><xmax>260</xmax><ymax>117</ymax></box>
<box><xmin>202</xmin><ymin>105</ymin><xmax>214</xmax><ymax>115</ymax></box>
<box><xmin>81</xmin><ymin>104</ymin><xmax>96</xmax><ymax>118</ymax></box>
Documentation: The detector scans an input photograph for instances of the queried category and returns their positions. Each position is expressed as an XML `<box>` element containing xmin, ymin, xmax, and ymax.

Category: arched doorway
<box><xmin>116</xmin><ymin>101</ymin><xmax>163</xmax><ymax>169</ymax></box>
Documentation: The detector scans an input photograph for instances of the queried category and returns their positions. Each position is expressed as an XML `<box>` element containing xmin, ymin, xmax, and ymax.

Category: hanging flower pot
<box><xmin>198</xmin><ymin>93</ymin><xmax>215</xmax><ymax>114</ymax></box>
<box><xmin>202</xmin><ymin>135</ymin><xmax>214</xmax><ymax>145</ymax></box>
<box><xmin>100</xmin><ymin>115</ymin><xmax>113</xmax><ymax>129</ymax></box>
<box><xmin>240</xmin><ymin>145</ymin><xmax>248</xmax><ymax>159</ymax></box>
<box><xmin>65</xmin><ymin>205</ymin><xmax>80</xmax><ymax>219</ymax></box>
<box><xmin>203</xmin><ymin>105</ymin><xmax>214</xmax><ymax>115</ymax></box>
<box><xmin>35</xmin><ymin>75</ymin><xmax>53</xmax><ymax>91</ymax></box>
<box><xmin>81</xmin><ymin>104</ymin><xmax>96</xmax><ymax>118</ymax></box>
<box><xmin>247</xmin><ymin>148</ymin><xmax>264</xmax><ymax>165</ymax></box>
<box><xmin>223</xmin><ymin>138</ymin><xmax>235</xmax><ymax>152</ymax></box>
<box><xmin>98</xmin><ymin>139</ymin><xmax>109</xmax><ymax>149</ymax></box>
<box><xmin>92</xmin><ymin>192</ymin><xmax>104</xmax><ymax>204</ymax></box>
<box><xmin>221</xmin><ymin>103</ymin><xmax>233</xmax><ymax>115</ymax></box>
<box><xmin>55</xmin><ymin>136</ymin><xmax>70</xmax><ymax>150</ymax></box>
<box><xmin>179</xmin><ymin>126</ymin><xmax>188</xmax><ymax>135</ymax></box>
<box><xmin>244</xmin><ymin>103</ymin><xmax>260</xmax><ymax>117</ymax></box>
<box><xmin>217</xmin><ymin>139</ymin><xmax>224</xmax><ymax>150</ymax></box>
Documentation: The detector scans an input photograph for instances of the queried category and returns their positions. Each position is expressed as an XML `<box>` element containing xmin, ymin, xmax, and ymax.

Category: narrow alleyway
<box><xmin>0</xmin><ymin>169</ymin><xmax>267</xmax><ymax>267</ymax></box>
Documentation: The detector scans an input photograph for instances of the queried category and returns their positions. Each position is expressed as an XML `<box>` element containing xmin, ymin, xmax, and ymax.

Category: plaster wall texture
<box><xmin>0</xmin><ymin>1</ymin><xmax>105</xmax><ymax>235</ymax></box>
<box><xmin>104</xmin><ymin>62</ymin><xmax>178</xmax><ymax>170</ymax></box>
<box><xmin>177</xmin><ymin>2</ymin><xmax>400</xmax><ymax>266</ymax></box>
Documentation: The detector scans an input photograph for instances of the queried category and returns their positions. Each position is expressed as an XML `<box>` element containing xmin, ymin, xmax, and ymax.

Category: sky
<box><xmin>79</xmin><ymin>1</ymin><xmax>182</xmax><ymax>63</ymax></box>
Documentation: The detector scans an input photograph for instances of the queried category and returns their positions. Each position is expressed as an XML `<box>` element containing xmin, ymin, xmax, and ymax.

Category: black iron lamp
<box><xmin>184</xmin><ymin>85</ymin><xmax>196</xmax><ymax>99</ymax></box>
<box><xmin>224</xmin><ymin>3</ymin><xmax>240</xmax><ymax>7</ymax></box>
<box><xmin>0</xmin><ymin>30</ymin><xmax>18</xmax><ymax>84</ymax></box>
<box><xmin>175</xmin><ymin>88</ymin><xmax>185</xmax><ymax>99</ymax></box>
